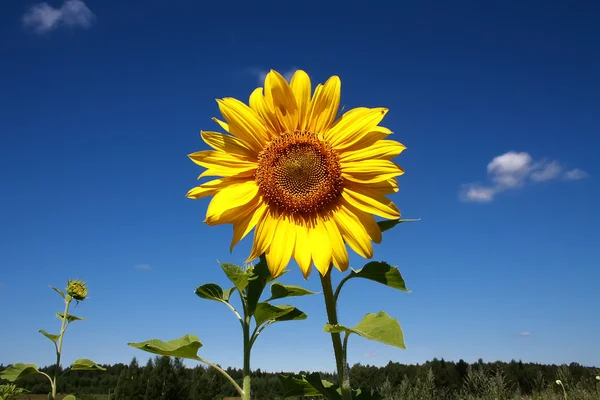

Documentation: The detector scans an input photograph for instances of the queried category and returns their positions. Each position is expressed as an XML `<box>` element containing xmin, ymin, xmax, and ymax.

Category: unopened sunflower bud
<box><xmin>596</xmin><ymin>375</ymin><xmax>599</xmax><ymax>381</ymax></box>
<box><xmin>66</xmin><ymin>279</ymin><xmax>88</xmax><ymax>301</ymax></box>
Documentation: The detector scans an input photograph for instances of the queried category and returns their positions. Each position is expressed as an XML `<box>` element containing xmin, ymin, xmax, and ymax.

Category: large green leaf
<box><xmin>350</xmin><ymin>262</ymin><xmax>410</xmax><ymax>292</ymax></box>
<box><xmin>254</xmin><ymin>303</ymin><xmax>296</xmax><ymax>326</ymax></box>
<box><xmin>267</xmin><ymin>282</ymin><xmax>317</xmax><ymax>301</ymax></box>
<box><xmin>49</xmin><ymin>285</ymin><xmax>65</xmax><ymax>298</ymax></box>
<box><xmin>377</xmin><ymin>218</ymin><xmax>420</xmax><ymax>233</ymax></box>
<box><xmin>280</xmin><ymin>373</ymin><xmax>340</xmax><ymax>399</ymax></box>
<box><xmin>128</xmin><ymin>334</ymin><xmax>203</xmax><ymax>360</ymax></box>
<box><xmin>195</xmin><ymin>283</ymin><xmax>235</xmax><ymax>302</ymax></box>
<box><xmin>63</xmin><ymin>395</ymin><xmax>77</xmax><ymax>400</ymax></box>
<box><xmin>219</xmin><ymin>262</ymin><xmax>250</xmax><ymax>292</ymax></box>
<box><xmin>56</xmin><ymin>312</ymin><xmax>86</xmax><ymax>323</ymax></box>
<box><xmin>324</xmin><ymin>311</ymin><xmax>405</xmax><ymax>349</ymax></box>
<box><xmin>273</xmin><ymin>307</ymin><xmax>307</xmax><ymax>322</ymax></box>
<box><xmin>71</xmin><ymin>359</ymin><xmax>106</xmax><ymax>371</ymax></box>
<box><xmin>39</xmin><ymin>329</ymin><xmax>59</xmax><ymax>343</ymax></box>
<box><xmin>246</xmin><ymin>255</ymin><xmax>280</xmax><ymax>316</ymax></box>
<box><xmin>0</xmin><ymin>363</ymin><xmax>40</xmax><ymax>382</ymax></box>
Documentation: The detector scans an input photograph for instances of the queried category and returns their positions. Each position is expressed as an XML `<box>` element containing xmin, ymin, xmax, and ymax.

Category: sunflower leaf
<box><xmin>254</xmin><ymin>303</ymin><xmax>305</xmax><ymax>326</ymax></box>
<box><xmin>267</xmin><ymin>282</ymin><xmax>318</xmax><ymax>301</ymax></box>
<box><xmin>71</xmin><ymin>359</ymin><xmax>106</xmax><ymax>371</ymax></box>
<box><xmin>324</xmin><ymin>311</ymin><xmax>405</xmax><ymax>349</ymax></box>
<box><xmin>63</xmin><ymin>395</ymin><xmax>77</xmax><ymax>400</ymax></box>
<box><xmin>377</xmin><ymin>218</ymin><xmax>420</xmax><ymax>233</ymax></box>
<box><xmin>56</xmin><ymin>312</ymin><xmax>86</xmax><ymax>323</ymax></box>
<box><xmin>219</xmin><ymin>262</ymin><xmax>250</xmax><ymax>292</ymax></box>
<box><xmin>350</xmin><ymin>261</ymin><xmax>410</xmax><ymax>292</ymax></box>
<box><xmin>280</xmin><ymin>373</ymin><xmax>340</xmax><ymax>398</ymax></box>
<box><xmin>0</xmin><ymin>363</ymin><xmax>41</xmax><ymax>382</ymax></box>
<box><xmin>246</xmin><ymin>255</ymin><xmax>276</xmax><ymax>316</ymax></box>
<box><xmin>195</xmin><ymin>283</ymin><xmax>235</xmax><ymax>303</ymax></box>
<box><xmin>49</xmin><ymin>285</ymin><xmax>65</xmax><ymax>298</ymax></box>
<box><xmin>39</xmin><ymin>329</ymin><xmax>60</xmax><ymax>343</ymax></box>
<box><xmin>128</xmin><ymin>334</ymin><xmax>203</xmax><ymax>361</ymax></box>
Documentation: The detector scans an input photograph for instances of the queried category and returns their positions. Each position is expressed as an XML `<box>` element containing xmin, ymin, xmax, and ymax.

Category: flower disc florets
<box><xmin>66</xmin><ymin>279</ymin><xmax>88</xmax><ymax>301</ymax></box>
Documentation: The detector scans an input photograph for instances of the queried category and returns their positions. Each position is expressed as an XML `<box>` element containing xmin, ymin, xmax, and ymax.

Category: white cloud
<box><xmin>564</xmin><ymin>168</ymin><xmax>588</xmax><ymax>180</ymax></box>
<box><xmin>460</xmin><ymin>151</ymin><xmax>587</xmax><ymax>202</ymax></box>
<box><xmin>519</xmin><ymin>331</ymin><xmax>533</xmax><ymax>337</ymax></box>
<box><xmin>135</xmin><ymin>264</ymin><xmax>150</xmax><ymax>270</ymax></box>
<box><xmin>23</xmin><ymin>0</ymin><xmax>95</xmax><ymax>33</ymax></box>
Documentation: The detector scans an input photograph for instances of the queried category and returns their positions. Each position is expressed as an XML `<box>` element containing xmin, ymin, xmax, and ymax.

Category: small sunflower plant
<box><xmin>0</xmin><ymin>280</ymin><xmax>106</xmax><ymax>400</ymax></box>
<box><xmin>130</xmin><ymin>70</ymin><xmax>415</xmax><ymax>400</ymax></box>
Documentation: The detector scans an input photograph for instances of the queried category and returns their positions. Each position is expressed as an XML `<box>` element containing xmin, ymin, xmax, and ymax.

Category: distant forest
<box><xmin>1</xmin><ymin>357</ymin><xmax>598</xmax><ymax>399</ymax></box>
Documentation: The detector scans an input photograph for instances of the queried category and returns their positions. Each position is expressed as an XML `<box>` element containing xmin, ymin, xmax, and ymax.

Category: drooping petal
<box><xmin>265</xmin><ymin>215</ymin><xmax>296</xmax><ymax>277</ymax></box>
<box><xmin>205</xmin><ymin>180</ymin><xmax>260</xmax><ymax>225</ymax></box>
<box><xmin>325</xmin><ymin>107</ymin><xmax>388</xmax><ymax>149</ymax></box>
<box><xmin>290</xmin><ymin>70</ymin><xmax>312</xmax><ymax>131</ymax></box>
<box><xmin>230</xmin><ymin>200</ymin><xmax>268</xmax><ymax>252</ymax></box>
<box><xmin>307</xmin><ymin>76</ymin><xmax>341</xmax><ymax>134</ymax></box>
<box><xmin>217</xmin><ymin>98</ymin><xmax>269</xmax><ymax>151</ymax></box>
<box><xmin>247</xmin><ymin>210</ymin><xmax>278</xmax><ymax>262</ymax></box>
<box><xmin>264</xmin><ymin>70</ymin><xmax>299</xmax><ymax>133</ymax></box>
<box><xmin>338</xmin><ymin>126</ymin><xmax>393</xmax><ymax>154</ymax></box>
<box><xmin>189</xmin><ymin>150</ymin><xmax>257</xmax><ymax>178</ymax></box>
<box><xmin>323</xmin><ymin>216</ymin><xmax>349</xmax><ymax>272</ymax></box>
<box><xmin>340</xmin><ymin>139</ymin><xmax>406</xmax><ymax>163</ymax></box>
<box><xmin>332</xmin><ymin>204</ymin><xmax>374</xmax><ymax>259</ymax></box>
<box><xmin>201</xmin><ymin>131</ymin><xmax>257</xmax><ymax>159</ymax></box>
<box><xmin>342</xmin><ymin>183</ymin><xmax>401</xmax><ymax>220</ymax></box>
<box><xmin>186</xmin><ymin>178</ymin><xmax>243</xmax><ymax>199</ymax></box>
<box><xmin>292</xmin><ymin>221</ymin><xmax>312</xmax><ymax>278</ymax></box>
<box><xmin>307</xmin><ymin>216</ymin><xmax>332</xmax><ymax>275</ymax></box>
<box><xmin>350</xmin><ymin>204</ymin><xmax>382</xmax><ymax>244</ymax></box>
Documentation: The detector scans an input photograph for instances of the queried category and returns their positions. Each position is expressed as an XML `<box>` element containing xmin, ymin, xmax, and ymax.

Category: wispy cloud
<box><xmin>135</xmin><ymin>264</ymin><xmax>151</xmax><ymax>270</ymax></box>
<box><xmin>460</xmin><ymin>151</ymin><xmax>587</xmax><ymax>203</ymax></box>
<box><xmin>519</xmin><ymin>331</ymin><xmax>533</xmax><ymax>337</ymax></box>
<box><xmin>23</xmin><ymin>0</ymin><xmax>95</xmax><ymax>34</ymax></box>
<box><xmin>249</xmin><ymin>68</ymin><xmax>298</xmax><ymax>84</ymax></box>
<box><xmin>363</xmin><ymin>351</ymin><xmax>377</xmax><ymax>358</ymax></box>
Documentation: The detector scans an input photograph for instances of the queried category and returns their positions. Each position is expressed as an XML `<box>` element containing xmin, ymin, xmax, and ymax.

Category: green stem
<box><xmin>197</xmin><ymin>357</ymin><xmax>244</xmax><ymax>396</ymax></box>
<box><xmin>52</xmin><ymin>296</ymin><xmax>71</xmax><ymax>400</ymax></box>
<box><xmin>320</xmin><ymin>270</ymin><xmax>352</xmax><ymax>400</ymax></box>
<box><xmin>242</xmin><ymin>313</ymin><xmax>251</xmax><ymax>400</ymax></box>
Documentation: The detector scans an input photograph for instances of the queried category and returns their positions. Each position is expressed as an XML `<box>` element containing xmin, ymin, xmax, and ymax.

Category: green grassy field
<box><xmin>14</xmin><ymin>395</ymin><xmax>108</xmax><ymax>400</ymax></box>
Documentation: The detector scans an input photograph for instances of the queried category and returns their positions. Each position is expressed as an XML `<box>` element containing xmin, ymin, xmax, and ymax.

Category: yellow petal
<box><xmin>340</xmin><ymin>126</ymin><xmax>393</xmax><ymax>153</ymax></box>
<box><xmin>293</xmin><ymin>221</ymin><xmax>312</xmax><ymax>278</ymax></box>
<box><xmin>186</xmin><ymin>178</ymin><xmax>237</xmax><ymax>199</ymax></box>
<box><xmin>307</xmin><ymin>76</ymin><xmax>341</xmax><ymax>134</ymax></box>
<box><xmin>212</xmin><ymin>117</ymin><xmax>229</xmax><ymax>133</ymax></box>
<box><xmin>341</xmin><ymin>160</ymin><xmax>404</xmax><ymax>184</ymax></box>
<box><xmin>323</xmin><ymin>216</ymin><xmax>349</xmax><ymax>272</ymax></box>
<box><xmin>326</xmin><ymin>107</ymin><xmax>388</xmax><ymax>149</ymax></box>
<box><xmin>189</xmin><ymin>150</ymin><xmax>257</xmax><ymax>178</ymax></box>
<box><xmin>340</xmin><ymin>139</ymin><xmax>406</xmax><ymax>163</ymax></box>
<box><xmin>264</xmin><ymin>70</ymin><xmax>298</xmax><ymax>133</ymax></box>
<box><xmin>332</xmin><ymin>204</ymin><xmax>374</xmax><ymax>259</ymax></box>
<box><xmin>217</xmin><ymin>98</ymin><xmax>269</xmax><ymax>152</ymax></box>
<box><xmin>341</xmin><ymin>184</ymin><xmax>401</xmax><ymax>220</ymax></box>
<box><xmin>307</xmin><ymin>216</ymin><xmax>332</xmax><ymax>275</ymax></box>
<box><xmin>290</xmin><ymin>70</ymin><xmax>312</xmax><ymax>131</ymax></box>
<box><xmin>230</xmin><ymin>200</ymin><xmax>268</xmax><ymax>252</ymax></box>
<box><xmin>249</xmin><ymin>87</ymin><xmax>282</xmax><ymax>136</ymax></box>
<box><xmin>351</xmin><ymin>205</ymin><xmax>382</xmax><ymax>244</ymax></box>
<box><xmin>247</xmin><ymin>210</ymin><xmax>277</xmax><ymax>262</ymax></box>
<box><xmin>201</xmin><ymin>131</ymin><xmax>257</xmax><ymax>159</ymax></box>
<box><xmin>205</xmin><ymin>180</ymin><xmax>259</xmax><ymax>225</ymax></box>
<box><xmin>265</xmin><ymin>215</ymin><xmax>296</xmax><ymax>278</ymax></box>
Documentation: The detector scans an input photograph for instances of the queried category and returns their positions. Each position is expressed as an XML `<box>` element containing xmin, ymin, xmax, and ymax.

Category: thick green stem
<box><xmin>52</xmin><ymin>296</ymin><xmax>71</xmax><ymax>400</ymax></box>
<box><xmin>242</xmin><ymin>314</ymin><xmax>251</xmax><ymax>400</ymax></box>
<box><xmin>320</xmin><ymin>270</ymin><xmax>352</xmax><ymax>400</ymax></box>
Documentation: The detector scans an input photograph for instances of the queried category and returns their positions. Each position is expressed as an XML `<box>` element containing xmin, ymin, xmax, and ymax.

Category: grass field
<box><xmin>14</xmin><ymin>395</ymin><xmax>109</xmax><ymax>400</ymax></box>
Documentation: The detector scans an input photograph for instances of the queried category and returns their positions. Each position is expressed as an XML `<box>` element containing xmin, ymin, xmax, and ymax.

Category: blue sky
<box><xmin>1</xmin><ymin>0</ymin><xmax>599</xmax><ymax>373</ymax></box>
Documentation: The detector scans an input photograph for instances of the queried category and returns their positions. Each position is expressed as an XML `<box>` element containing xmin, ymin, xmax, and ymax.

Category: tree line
<box><xmin>1</xmin><ymin>357</ymin><xmax>598</xmax><ymax>399</ymax></box>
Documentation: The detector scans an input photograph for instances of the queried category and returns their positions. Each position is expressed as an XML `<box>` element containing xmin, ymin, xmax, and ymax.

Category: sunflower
<box><xmin>187</xmin><ymin>70</ymin><xmax>405</xmax><ymax>278</ymax></box>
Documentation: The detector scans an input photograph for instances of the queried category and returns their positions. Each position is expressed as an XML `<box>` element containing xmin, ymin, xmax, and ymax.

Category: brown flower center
<box><xmin>255</xmin><ymin>131</ymin><xmax>343</xmax><ymax>215</ymax></box>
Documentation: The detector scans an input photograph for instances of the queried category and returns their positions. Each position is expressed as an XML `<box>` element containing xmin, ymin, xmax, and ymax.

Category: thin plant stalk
<box><xmin>51</xmin><ymin>295</ymin><xmax>72</xmax><ymax>400</ymax></box>
<box><xmin>320</xmin><ymin>269</ymin><xmax>352</xmax><ymax>400</ymax></box>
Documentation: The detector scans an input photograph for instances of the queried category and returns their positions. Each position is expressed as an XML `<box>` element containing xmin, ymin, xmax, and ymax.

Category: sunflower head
<box><xmin>66</xmin><ymin>279</ymin><xmax>88</xmax><ymax>301</ymax></box>
<box><xmin>188</xmin><ymin>70</ymin><xmax>405</xmax><ymax>279</ymax></box>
